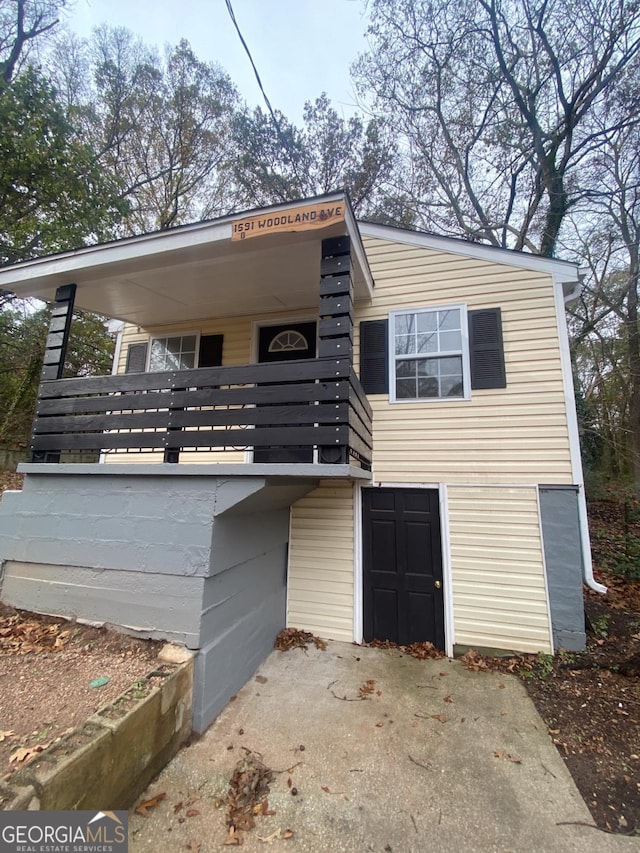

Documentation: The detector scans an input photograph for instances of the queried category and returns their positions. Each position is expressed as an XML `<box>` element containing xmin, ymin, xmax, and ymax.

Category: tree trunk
<box><xmin>627</xmin><ymin>255</ymin><xmax>640</xmax><ymax>489</ymax></box>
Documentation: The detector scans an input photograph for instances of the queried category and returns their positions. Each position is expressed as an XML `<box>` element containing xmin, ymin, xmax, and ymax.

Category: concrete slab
<box><xmin>129</xmin><ymin>643</ymin><xmax>636</xmax><ymax>852</ymax></box>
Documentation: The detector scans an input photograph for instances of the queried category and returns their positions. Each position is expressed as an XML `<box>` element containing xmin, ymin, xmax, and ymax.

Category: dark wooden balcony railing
<box><xmin>30</xmin><ymin>357</ymin><xmax>373</xmax><ymax>468</ymax></box>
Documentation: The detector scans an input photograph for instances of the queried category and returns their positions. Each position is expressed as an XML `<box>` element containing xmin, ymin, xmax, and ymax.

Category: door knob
<box><xmin>434</xmin><ymin>580</ymin><xmax>441</xmax><ymax>589</ymax></box>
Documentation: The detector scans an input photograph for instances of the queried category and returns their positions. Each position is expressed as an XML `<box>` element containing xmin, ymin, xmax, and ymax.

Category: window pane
<box><xmin>442</xmin><ymin>377</ymin><xmax>464</xmax><ymax>397</ymax></box>
<box><xmin>439</xmin><ymin>356</ymin><xmax>463</xmax><ymax>375</ymax></box>
<box><xmin>438</xmin><ymin>309</ymin><xmax>460</xmax><ymax>331</ymax></box>
<box><xmin>182</xmin><ymin>335</ymin><xmax>197</xmax><ymax>352</ymax></box>
<box><xmin>418</xmin><ymin>377</ymin><xmax>440</xmax><ymax>398</ymax></box>
<box><xmin>439</xmin><ymin>330</ymin><xmax>461</xmax><ymax>352</ymax></box>
<box><xmin>395</xmin><ymin>334</ymin><xmax>415</xmax><ymax>355</ymax></box>
<box><xmin>417</xmin><ymin>312</ymin><xmax>437</xmax><ymax>333</ymax></box>
<box><xmin>417</xmin><ymin>359</ymin><xmax>438</xmax><ymax>377</ymax></box>
<box><xmin>149</xmin><ymin>340</ymin><xmax>165</xmax><ymax>371</ymax></box>
<box><xmin>396</xmin><ymin>359</ymin><xmax>416</xmax><ymax>378</ymax></box>
<box><xmin>167</xmin><ymin>337</ymin><xmax>181</xmax><ymax>354</ymax></box>
<box><xmin>417</xmin><ymin>333</ymin><xmax>438</xmax><ymax>354</ymax></box>
<box><xmin>181</xmin><ymin>353</ymin><xmax>195</xmax><ymax>369</ymax></box>
<box><xmin>396</xmin><ymin>378</ymin><xmax>417</xmax><ymax>398</ymax></box>
<box><xmin>395</xmin><ymin>314</ymin><xmax>415</xmax><ymax>335</ymax></box>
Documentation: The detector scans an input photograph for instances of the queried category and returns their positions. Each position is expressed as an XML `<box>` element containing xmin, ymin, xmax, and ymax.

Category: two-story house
<box><xmin>0</xmin><ymin>192</ymin><xmax>600</xmax><ymax>733</ymax></box>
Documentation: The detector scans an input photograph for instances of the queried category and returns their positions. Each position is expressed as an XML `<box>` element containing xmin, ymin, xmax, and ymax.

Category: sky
<box><xmin>64</xmin><ymin>0</ymin><xmax>371</xmax><ymax>123</ymax></box>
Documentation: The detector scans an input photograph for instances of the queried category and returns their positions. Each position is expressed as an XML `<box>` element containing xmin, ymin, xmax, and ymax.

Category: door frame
<box><xmin>354</xmin><ymin>481</ymin><xmax>455</xmax><ymax>657</ymax></box>
<box><xmin>246</xmin><ymin>314</ymin><xmax>318</xmax><ymax>464</ymax></box>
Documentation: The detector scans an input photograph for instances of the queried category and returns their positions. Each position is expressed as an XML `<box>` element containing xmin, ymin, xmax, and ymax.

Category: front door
<box><xmin>363</xmin><ymin>487</ymin><xmax>445</xmax><ymax>648</ymax></box>
<box><xmin>253</xmin><ymin>321</ymin><xmax>317</xmax><ymax>464</ymax></box>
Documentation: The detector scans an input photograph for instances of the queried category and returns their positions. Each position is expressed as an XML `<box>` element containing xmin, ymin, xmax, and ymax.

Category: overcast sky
<box><xmin>65</xmin><ymin>0</ymin><xmax>370</xmax><ymax>123</ymax></box>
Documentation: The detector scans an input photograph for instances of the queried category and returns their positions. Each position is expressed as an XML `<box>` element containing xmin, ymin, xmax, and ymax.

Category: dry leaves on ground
<box><xmin>225</xmin><ymin>751</ymin><xmax>274</xmax><ymax>843</ymax></box>
<box><xmin>274</xmin><ymin>628</ymin><xmax>327</xmax><ymax>652</ymax></box>
<box><xmin>0</xmin><ymin>614</ymin><xmax>71</xmax><ymax>654</ymax></box>
<box><xmin>368</xmin><ymin>639</ymin><xmax>443</xmax><ymax>660</ymax></box>
<box><xmin>135</xmin><ymin>792</ymin><xmax>167</xmax><ymax>817</ymax></box>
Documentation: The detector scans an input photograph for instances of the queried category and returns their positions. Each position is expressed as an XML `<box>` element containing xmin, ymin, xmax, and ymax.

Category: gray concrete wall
<box><xmin>539</xmin><ymin>486</ymin><xmax>586</xmax><ymax>651</ymax></box>
<box><xmin>0</xmin><ymin>468</ymin><xmax>312</xmax><ymax>734</ymax></box>
<box><xmin>0</xmin><ymin>562</ymin><xmax>204</xmax><ymax>647</ymax></box>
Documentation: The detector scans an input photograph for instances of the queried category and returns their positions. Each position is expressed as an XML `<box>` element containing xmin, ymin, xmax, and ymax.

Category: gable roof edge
<box><xmin>358</xmin><ymin>222</ymin><xmax>579</xmax><ymax>285</ymax></box>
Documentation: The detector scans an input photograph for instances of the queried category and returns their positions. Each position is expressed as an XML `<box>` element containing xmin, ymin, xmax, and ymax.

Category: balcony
<box><xmin>30</xmin><ymin>357</ymin><xmax>373</xmax><ymax>470</ymax></box>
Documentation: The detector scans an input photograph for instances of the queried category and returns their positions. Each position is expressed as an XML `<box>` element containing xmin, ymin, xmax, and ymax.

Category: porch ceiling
<box><xmin>0</xmin><ymin>198</ymin><xmax>373</xmax><ymax>327</ymax></box>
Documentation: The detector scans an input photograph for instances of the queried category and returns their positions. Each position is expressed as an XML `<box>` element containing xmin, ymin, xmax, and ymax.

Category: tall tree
<box><xmin>0</xmin><ymin>68</ymin><xmax>127</xmax><ymax>266</ymax></box>
<box><xmin>355</xmin><ymin>0</ymin><xmax>640</xmax><ymax>255</ymax></box>
<box><xmin>230</xmin><ymin>93</ymin><xmax>401</xmax><ymax>220</ymax></box>
<box><xmin>0</xmin><ymin>0</ymin><xmax>66</xmax><ymax>87</ymax></box>
<box><xmin>49</xmin><ymin>27</ymin><xmax>239</xmax><ymax>233</ymax></box>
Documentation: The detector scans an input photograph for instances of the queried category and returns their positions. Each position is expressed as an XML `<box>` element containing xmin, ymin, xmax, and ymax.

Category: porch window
<box><xmin>149</xmin><ymin>334</ymin><xmax>198</xmax><ymax>371</ymax></box>
<box><xmin>389</xmin><ymin>305</ymin><xmax>470</xmax><ymax>401</ymax></box>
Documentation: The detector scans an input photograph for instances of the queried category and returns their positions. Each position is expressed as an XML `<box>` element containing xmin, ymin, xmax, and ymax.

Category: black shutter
<box><xmin>198</xmin><ymin>334</ymin><xmax>223</xmax><ymax>367</ymax></box>
<box><xmin>360</xmin><ymin>319</ymin><xmax>389</xmax><ymax>395</ymax></box>
<box><xmin>468</xmin><ymin>308</ymin><xmax>506</xmax><ymax>390</ymax></box>
<box><xmin>125</xmin><ymin>342</ymin><xmax>148</xmax><ymax>373</ymax></box>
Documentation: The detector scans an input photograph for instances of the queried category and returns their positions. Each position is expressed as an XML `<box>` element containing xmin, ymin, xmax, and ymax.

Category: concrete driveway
<box><xmin>129</xmin><ymin>642</ymin><xmax>636</xmax><ymax>852</ymax></box>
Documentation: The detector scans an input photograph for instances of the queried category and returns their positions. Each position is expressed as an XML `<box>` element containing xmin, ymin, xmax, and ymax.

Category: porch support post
<box><xmin>318</xmin><ymin>236</ymin><xmax>353</xmax><ymax>465</ymax></box>
<box><xmin>31</xmin><ymin>283</ymin><xmax>76</xmax><ymax>463</ymax></box>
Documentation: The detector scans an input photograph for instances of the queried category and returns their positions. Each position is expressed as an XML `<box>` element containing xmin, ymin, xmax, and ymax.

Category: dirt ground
<box><xmin>0</xmin><ymin>602</ymin><xmax>160</xmax><ymax>787</ymax></box>
<box><xmin>0</xmin><ymin>471</ymin><xmax>638</xmax><ymax>834</ymax></box>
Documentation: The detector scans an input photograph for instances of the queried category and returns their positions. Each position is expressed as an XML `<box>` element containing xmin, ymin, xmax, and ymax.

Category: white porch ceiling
<box><xmin>0</xmin><ymin>209</ymin><xmax>373</xmax><ymax>327</ymax></box>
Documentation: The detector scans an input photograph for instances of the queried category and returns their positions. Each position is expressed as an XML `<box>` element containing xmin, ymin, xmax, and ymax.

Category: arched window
<box><xmin>268</xmin><ymin>329</ymin><xmax>309</xmax><ymax>353</ymax></box>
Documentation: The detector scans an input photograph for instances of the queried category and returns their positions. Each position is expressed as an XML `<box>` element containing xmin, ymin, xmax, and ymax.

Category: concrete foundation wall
<box><xmin>539</xmin><ymin>486</ymin><xmax>586</xmax><ymax>651</ymax></box>
<box><xmin>0</xmin><ymin>562</ymin><xmax>204</xmax><ymax>647</ymax></box>
<box><xmin>0</xmin><ymin>468</ymin><xmax>314</xmax><ymax>733</ymax></box>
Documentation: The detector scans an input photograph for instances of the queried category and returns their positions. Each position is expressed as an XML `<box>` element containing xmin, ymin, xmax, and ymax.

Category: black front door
<box><xmin>363</xmin><ymin>487</ymin><xmax>445</xmax><ymax>648</ymax></box>
<box><xmin>253</xmin><ymin>322</ymin><xmax>317</xmax><ymax>464</ymax></box>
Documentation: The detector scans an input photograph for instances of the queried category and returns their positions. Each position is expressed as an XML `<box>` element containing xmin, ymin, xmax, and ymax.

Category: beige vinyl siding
<box><xmin>357</xmin><ymin>236</ymin><xmax>573</xmax><ymax>485</ymax></box>
<box><xmin>287</xmin><ymin>480</ymin><xmax>354</xmax><ymax>641</ymax></box>
<box><xmin>448</xmin><ymin>485</ymin><xmax>552</xmax><ymax>654</ymax></box>
<box><xmin>109</xmin><ymin>310</ymin><xmax>313</xmax><ymax>464</ymax></box>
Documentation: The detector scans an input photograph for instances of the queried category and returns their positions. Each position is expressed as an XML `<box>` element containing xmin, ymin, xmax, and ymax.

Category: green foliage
<box><xmin>589</xmin><ymin>486</ymin><xmax>640</xmax><ymax>580</ymax></box>
<box><xmin>591</xmin><ymin>613</ymin><xmax>611</xmax><ymax>639</ymax></box>
<box><xmin>523</xmin><ymin>652</ymin><xmax>554</xmax><ymax>680</ymax></box>
<box><xmin>0</xmin><ymin>68</ymin><xmax>127</xmax><ymax>265</ymax></box>
<box><xmin>0</xmin><ymin>304</ymin><xmax>115</xmax><ymax>447</ymax></box>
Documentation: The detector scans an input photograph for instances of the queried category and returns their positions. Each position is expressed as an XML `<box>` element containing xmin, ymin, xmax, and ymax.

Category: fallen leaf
<box><xmin>461</xmin><ymin>649</ymin><xmax>489</xmax><ymax>671</ymax></box>
<box><xmin>257</xmin><ymin>827</ymin><xmax>281</xmax><ymax>842</ymax></box>
<box><xmin>494</xmin><ymin>750</ymin><xmax>522</xmax><ymax>764</ymax></box>
<box><xmin>224</xmin><ymin>826</ymin><xmax>242</xmax><ymax>846</ymax></box>
<box><xmin>375</xmin><ymin>721</ymin><xmax>384</xmax><ymax>727</ymax></box>
<box><xmin>283</xmin><ymin>829</ymin><xmax>294</xmax><ymax>839</ymax></box>
<box><xmin>186</xmin><ymin>809</ymin><xmax>200</xmax><ymax>818</ymax></box>
<box><xmin>430</xmin><ymin>713</ymin><xmax>448</xmax><ymax>723</ymax></box>
<box><xmin>0</xmin><ymin>731</ymin><xmax>15</xmax><ymax>742</ymax></box>
<box><xmin>135</xmin><ymin>792</ymin><xmax>167</xmax><ymax>817</ymax></box>
<box><xmin>321</xmin><ymin>786</ymin><xmax>330</xmax><ymax>793</ymax></box>
<box><xmin>287</xmin><ymin>777</ymin><xmax>292</xmax><ymax>789</ymax></box>
<box><xmin>443</xmin><ymin>695</ymin><xmax>454</xmax><ymax>704</ymax></box>
<box><xmin>9</xmin><ymin>743</ymin><xmax>49</xmax><ymax>765</ymax></box>
<box><xmin>255</xmin><ymin>675</ymin><xmax>268</xmax><ymax>684</ymax></box>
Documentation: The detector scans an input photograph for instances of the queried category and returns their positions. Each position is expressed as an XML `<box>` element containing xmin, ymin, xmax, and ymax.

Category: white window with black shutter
<box><xmin>123</xmin><ymin>333</ymin><xmax>223</xmax><ymax>373</ymax></box>
<box><xmin>389</xmin><ymin>304</ymin><xmax>469</xmax><ymax>401</ymax></box>
<box><xmin>359</xmin><ymin>306</ymin><xmax>506</xmax><ymax>399</ymax></box>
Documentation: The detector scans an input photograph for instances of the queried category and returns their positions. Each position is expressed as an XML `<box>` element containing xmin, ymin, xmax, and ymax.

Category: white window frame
<box><xmin>147</xmin><ymin>330</ymin><xmax>201</xmax><ymax>372</ymax></box>
<box><xmin>388</xmin><ymin>304</ymin><xmax>471</xmax><ymax>403</ymax></box>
